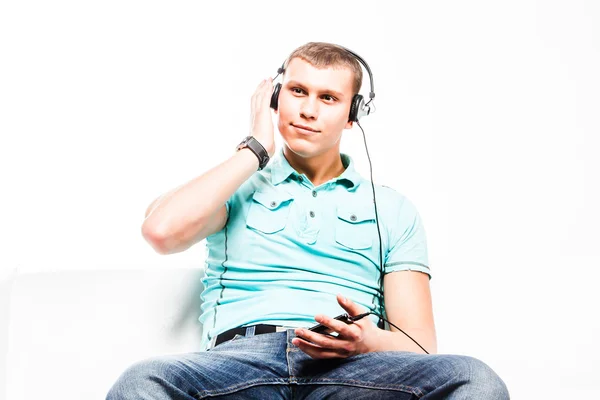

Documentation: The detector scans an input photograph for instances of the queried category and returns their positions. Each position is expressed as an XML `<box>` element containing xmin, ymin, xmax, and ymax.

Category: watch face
<box><xmin>237</xmin><ymin>137</ymin><xmax>250</xmax><ymax>150</ymax></box>
<box><xmin>236</xmin><ymin>136</ymin><xmax>268</xmax><ymax>170</ymax></box>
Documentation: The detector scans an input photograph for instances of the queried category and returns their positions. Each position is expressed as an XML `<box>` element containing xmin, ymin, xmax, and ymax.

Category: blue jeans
<box><xmin>106</xmin><ymin>329</ymin><xmax>509</xmax><ymax>399</ymax></box>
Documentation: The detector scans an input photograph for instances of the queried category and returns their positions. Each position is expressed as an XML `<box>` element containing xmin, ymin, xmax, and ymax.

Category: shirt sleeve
<box><xmin>384</xmin><ymin>196</ymin><xmax>431</xmax><ymax>280</ymax></box>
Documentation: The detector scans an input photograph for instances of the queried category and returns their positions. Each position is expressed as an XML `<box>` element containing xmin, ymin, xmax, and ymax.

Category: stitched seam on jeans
<box><xmin>286</xmin><ymin>347</ymin><xmax>295</xmax><ymax>381</ymax></box>
<box><xmin>194</xmin><ymin>379</ymin><xmax>289</xmax><ymax>399</ymax></box>
<box><xmin>294</xmin><ymin>378</ymin><xmax>423</xmax><ymax>397</ymax></box>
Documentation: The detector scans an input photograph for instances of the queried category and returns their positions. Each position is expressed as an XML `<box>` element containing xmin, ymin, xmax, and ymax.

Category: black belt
<box><xmin>213</xmin><ymin>324</ymin><xmax>289</xmax><ymax>348</ymax></box>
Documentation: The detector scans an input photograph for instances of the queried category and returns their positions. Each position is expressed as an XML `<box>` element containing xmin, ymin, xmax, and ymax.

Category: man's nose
<box><xmin>300</xmin><ymin>97</ymin><xmax>318</xmax><ymax>119</ymax></box>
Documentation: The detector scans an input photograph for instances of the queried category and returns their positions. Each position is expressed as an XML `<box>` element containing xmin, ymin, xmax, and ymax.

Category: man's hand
<box><xmin>250</xmin><ymin>77</ymin><xmax>276</xmax><ymax>157</ymax></box>
<box><xmin>292</xmin><ymin>294</ymin><xmax>383</xmax><ymax>359</ymax></box>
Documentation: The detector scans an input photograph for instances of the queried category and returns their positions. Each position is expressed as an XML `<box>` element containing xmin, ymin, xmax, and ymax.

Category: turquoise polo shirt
<box><xmin>199</xmin><ymin>148</ymin><xmax>430</xmax><ymax>350</ymax></box>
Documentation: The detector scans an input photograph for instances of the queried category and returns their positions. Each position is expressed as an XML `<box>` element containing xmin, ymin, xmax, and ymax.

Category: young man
<box><xmin>107</xmin><ymin>42</ymin><xmax>509</xmax><ymax>399</ymax></box>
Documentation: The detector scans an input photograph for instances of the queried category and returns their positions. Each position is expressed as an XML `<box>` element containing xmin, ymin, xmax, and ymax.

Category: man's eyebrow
<box><xmin>285</xmin><ymin>80</ymin><xmax>346</xmax><ymax>98</ymax></box>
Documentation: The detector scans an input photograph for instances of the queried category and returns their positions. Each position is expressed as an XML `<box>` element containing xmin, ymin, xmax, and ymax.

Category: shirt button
<box><xmin>298</xmin><ymin>176</ymin><xmax>304</xmax><ymax>182</ymax></box>
<box><xmin>350</xmin><ymin>214</ymin><xmax>357</xmax><ymax>221</ymax></box>
<box><xmin>309</xmin><ymin>211</ymin><xmax>315</xmax><ymax>218</ymax></box>
<box><xmin>270</xmin><ymin>201</ymin><xmax>277</xmax><ymax>208</ymax></box>
<box><xmin>312</xmin><ymin>190</ymin><xmax>317</xmax><ymax>197</ymax></box>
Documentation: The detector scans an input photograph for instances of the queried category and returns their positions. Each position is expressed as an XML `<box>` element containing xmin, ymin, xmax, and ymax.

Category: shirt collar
<box><xmin>269</xmin><ymin>147</ymin><xmax>361</xmax><ymax>190</ymax></box>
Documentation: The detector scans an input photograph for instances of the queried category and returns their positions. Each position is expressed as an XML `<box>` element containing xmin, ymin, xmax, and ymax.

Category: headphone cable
<box><xmin>356</xmin><ymin>120</ymin><xmax>430</xmax><ymax>355</ymax></box>
<box><xmin>356</xmin><ymin>120</ymin><xmax>386</xmax><ymax>327</ymax></box>
<box><xmin>352</xmin><ymin>311</ymin><xmax>430</xmax><ymax>354</ymax></box>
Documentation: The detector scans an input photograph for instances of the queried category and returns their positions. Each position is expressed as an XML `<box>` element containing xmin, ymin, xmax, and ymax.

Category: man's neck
<box><xmin>282</xmin><ymin>145</ymin><xmax>346</xmax><ymax>187</ymax></box>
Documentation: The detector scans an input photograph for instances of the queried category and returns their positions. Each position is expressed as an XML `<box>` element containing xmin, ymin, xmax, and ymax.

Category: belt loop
<box><xmin>246</xmin><ymin>325</ymin><xmax>256</xmax><ymax>337</ymax></box>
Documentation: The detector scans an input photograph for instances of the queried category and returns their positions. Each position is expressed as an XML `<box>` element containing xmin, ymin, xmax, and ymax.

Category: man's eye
<box><xmin>290</xmin><ymin>88</ymin><xmax>336</xmax><ymax>102</ymax></box>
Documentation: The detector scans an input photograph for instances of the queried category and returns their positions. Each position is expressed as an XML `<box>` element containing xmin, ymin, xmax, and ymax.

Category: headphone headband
<box><xmin>336</xmin><ymin>46</ymin><xmax>375</xmax><ymax>100</ymax></box>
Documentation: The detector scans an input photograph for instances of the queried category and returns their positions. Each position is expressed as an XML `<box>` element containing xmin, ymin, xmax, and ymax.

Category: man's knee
<box><xmin>453</xmin><ymin>355</ymin><xmax>510</xmax><ymax>399</ymax></box>
<box><xmin>106</xmin><ymin>356</ymin><xmax>190</xmax><ymax>400</ymax></box>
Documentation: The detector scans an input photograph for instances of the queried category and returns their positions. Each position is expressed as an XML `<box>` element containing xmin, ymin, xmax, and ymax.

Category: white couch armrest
<box><xmin>6</xmin><ymin>267</ymin><xmax>205</xmax><ymax>400</ymax></box>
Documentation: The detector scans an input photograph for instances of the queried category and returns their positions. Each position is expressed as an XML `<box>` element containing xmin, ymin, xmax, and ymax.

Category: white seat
<box><xmin>2</xmin><ymin>267</ymin><xmax>205</xmax><ymax>400</ymax></box>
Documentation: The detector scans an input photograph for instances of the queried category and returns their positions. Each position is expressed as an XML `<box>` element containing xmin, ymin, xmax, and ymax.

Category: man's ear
<box><xmin>344</xmin><ymin>120</ymin><xmax>353</xmax><ymax>129</ymax></box>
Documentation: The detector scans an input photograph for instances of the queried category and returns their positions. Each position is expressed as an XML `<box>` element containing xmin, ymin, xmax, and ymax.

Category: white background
<box><xmin>1</xmin><ymin>0</ymin><xmax>598</xmax><ymax>398</ymax></box>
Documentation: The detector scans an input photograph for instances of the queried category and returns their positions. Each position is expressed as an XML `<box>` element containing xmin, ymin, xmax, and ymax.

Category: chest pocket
<box><xmin>335</xmin><ymin>205</ymin><xmax>376</xmax><ymax>250</ymax></box>
<box><xmin>246</xmin><ymin>190</ymin><xmax>294</xmax><ymax>234</ymax></box>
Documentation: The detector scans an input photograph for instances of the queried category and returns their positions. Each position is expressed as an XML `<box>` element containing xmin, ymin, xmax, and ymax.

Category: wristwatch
<box><xmin>236</xmin><ymin>136</ymin><xmax>270</xmax><ymax>170</ymax></box>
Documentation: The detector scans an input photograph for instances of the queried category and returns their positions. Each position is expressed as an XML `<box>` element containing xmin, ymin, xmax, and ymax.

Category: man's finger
<box><xmin>337</xmin><ymin>294</ymin><xmax>365</xmax><ymax>316</ymax></box>
<box><xmin>292</xmin><ymin>337</ymin><xmax>348</xmax><ymax>359</ymax></box>
<box><xmin>295</xmin><ymin>328</ymin><xmax>341</xmax><ymax>348</ymax></box>
<box><xmin>315</xmin><ymin>314</ymin><xmax>355</xmax><ymax>338</ymax></box>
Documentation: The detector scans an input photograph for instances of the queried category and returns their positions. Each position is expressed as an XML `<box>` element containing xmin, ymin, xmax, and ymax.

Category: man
<box><xmin>107</xmin><ymin>42</ymin><xmax>509</xmax><ymax>399</ymax></box>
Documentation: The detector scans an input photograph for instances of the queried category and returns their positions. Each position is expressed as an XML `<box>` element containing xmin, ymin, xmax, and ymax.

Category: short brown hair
<box><xmin>283</xmin><ymin>42</ymin><xmax>363</xmax><ymax>95</ymax></box>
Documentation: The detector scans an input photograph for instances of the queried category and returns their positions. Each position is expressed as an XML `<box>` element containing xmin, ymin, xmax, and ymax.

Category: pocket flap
<box><xmin>336</xmin><ymin>205</ymin><xmax>376</xmax><ymax>224</ymax></box>
<box><xmin>251</xmin><ymin>190</ymin><xmax>294</xmax><ymax>210</ymax></box>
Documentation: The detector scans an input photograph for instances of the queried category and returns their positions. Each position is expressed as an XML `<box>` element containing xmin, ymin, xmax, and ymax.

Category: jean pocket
<box><xmin>335</xmin><ymin>205</ymin><xmax>376</xmax><ymax>250</ymax></box>
<box><xmin>246</xmin><ymin>190</ymin><xmax>294</xmax><ymax>234</ymax></box>
<box><xmin>218</xmin><ymin>334</ymin><xmax>245</xmax><ymax>348</ymax></box>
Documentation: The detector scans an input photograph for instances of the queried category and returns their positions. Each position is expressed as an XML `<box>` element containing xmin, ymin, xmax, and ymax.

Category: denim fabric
<box><xmin>107</xmin><ymin>329</ymin><xmax>509</xmax><ymax>399</ymax></box>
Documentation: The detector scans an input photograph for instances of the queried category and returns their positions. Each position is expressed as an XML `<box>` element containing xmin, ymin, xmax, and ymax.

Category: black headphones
<box><xmin>269</xmin><ymin>45</ymin><xmax>376</xmax><ymax>123</ymax></box>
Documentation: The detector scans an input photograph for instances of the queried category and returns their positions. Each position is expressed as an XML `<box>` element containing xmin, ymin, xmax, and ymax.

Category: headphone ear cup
<box><xmin>270</xmin><ymin>83</ymin><xmax>281</xmax><ymax>111</ymax></box>
<box><xmin>349</xmin><ymin>94</ymin><xmax>364</xmax><ymax>122</ymax></box>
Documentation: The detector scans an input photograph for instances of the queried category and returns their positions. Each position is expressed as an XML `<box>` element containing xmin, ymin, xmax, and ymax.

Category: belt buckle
<box><xmin>208</xmin><ymin>325</ymin><xmax>289</xmax><ymax>350</ymax></box>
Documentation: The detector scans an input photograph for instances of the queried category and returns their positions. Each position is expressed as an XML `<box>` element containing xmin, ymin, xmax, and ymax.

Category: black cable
<box><xmin>359</xmin><ymin>312</ymin><xmax>430</xmax><ymax>354</ymax></box>
<box><xmin>356</xmin><ymin>120</ymin><xmax>386</xmax><ymax>328</ymax></box>
<box><xmin>356</xmin><ymin>120</ymin><xmax>430</xmax><ymax>356</ymax></box>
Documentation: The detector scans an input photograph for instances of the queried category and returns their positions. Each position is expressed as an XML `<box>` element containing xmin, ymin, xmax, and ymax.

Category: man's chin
<box><xmin>283</xmin><ymin>138</ymin><xmax>318</xmax><ymax>158</ymax></box>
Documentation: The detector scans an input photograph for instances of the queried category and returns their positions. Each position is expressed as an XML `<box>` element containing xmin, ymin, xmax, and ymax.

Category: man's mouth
<box><xmin>291</xmin><ymin>123</ymin><xmax>320</xmax><ymax>133</ymax></box>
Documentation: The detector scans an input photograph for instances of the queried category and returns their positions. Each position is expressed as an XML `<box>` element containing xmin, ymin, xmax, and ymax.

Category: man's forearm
<box><xmin>373</xmin><ymin>329</ymin><xmax>437</xmax><ymax>354</ymax></box>
<box><xmin>142</xmin><ymin>149</ymin><xmax>259</xmax><ymax>240</ymax></box>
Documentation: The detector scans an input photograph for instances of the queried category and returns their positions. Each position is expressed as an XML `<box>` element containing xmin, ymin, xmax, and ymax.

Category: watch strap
<box><xmin>237</xmin><ymin>136</ymin><xmax>270</xmax><ymax>170</ymax></box>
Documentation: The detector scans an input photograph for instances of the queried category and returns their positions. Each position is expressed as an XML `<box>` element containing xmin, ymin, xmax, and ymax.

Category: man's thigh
<box><xmin>107</xmin><ymin>333</ymin><xmax>291</xmax><ymax>400</ymax></box>
<box><xmin>289</xmin><ymin>349</ymin><xmax>509</xmax><ymax>400</ymax></box>
<box><xmin>290</xmin><ymin>350</ymin><xmax>421</xmax><ymax>399</ymax></box>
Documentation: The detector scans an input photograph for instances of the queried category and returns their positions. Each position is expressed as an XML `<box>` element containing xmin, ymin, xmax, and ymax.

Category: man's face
<box><xmin>275</xmin><ymin>57</ymin><xmax>355</xmax><ymax>158</ymax></box>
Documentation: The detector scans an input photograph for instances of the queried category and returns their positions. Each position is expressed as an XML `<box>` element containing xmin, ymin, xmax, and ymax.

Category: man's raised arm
<box><xmin>141</xmin><ymin>77</ymin><xmax>276</xmax><ymax>255</ymax></box>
